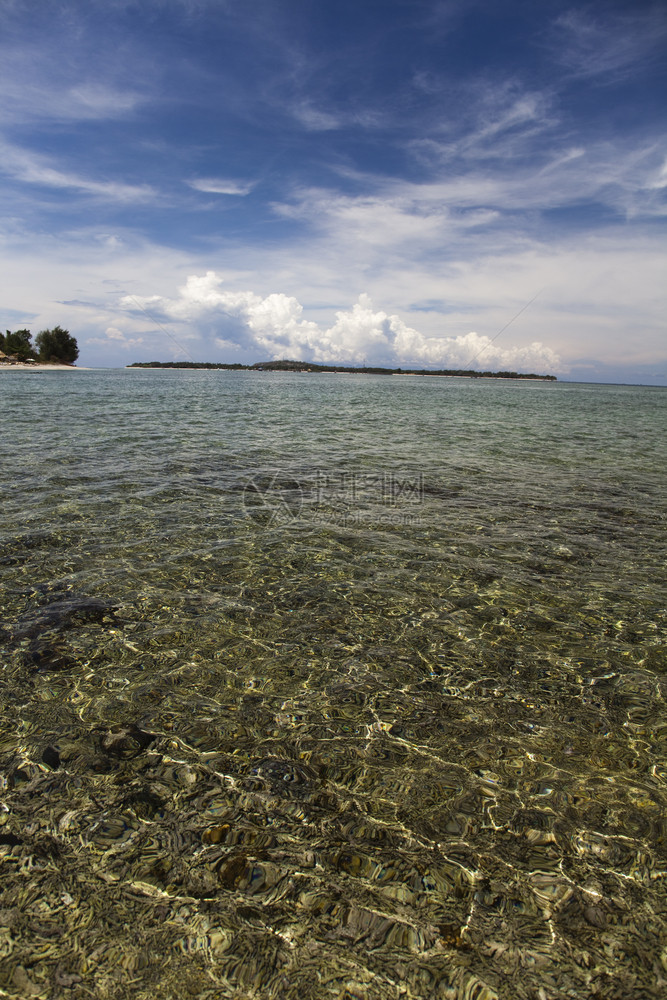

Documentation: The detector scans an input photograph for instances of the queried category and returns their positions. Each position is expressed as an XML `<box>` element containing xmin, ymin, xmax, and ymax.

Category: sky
<box><xmin>0</xmin><ymin>0</ymin><xmax>665</xmax><ymax>382</ymax></box>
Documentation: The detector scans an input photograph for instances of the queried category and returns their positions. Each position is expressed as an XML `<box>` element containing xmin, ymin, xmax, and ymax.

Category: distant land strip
<box><xmin>127</xmin><ymin>359</ymin><xmax>557</xmax><ymax>380</ymax></box>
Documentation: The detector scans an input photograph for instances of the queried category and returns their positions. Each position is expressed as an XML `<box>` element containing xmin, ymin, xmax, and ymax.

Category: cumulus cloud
<box><xmin>123</xmin><ymin>271</ymin><xmax>561</xmax><ymax>372</ymax></box>
<box><xmin>87</xmin><ymin>326</ymin><xmax>144</xmax><ymax>350</ymax></box>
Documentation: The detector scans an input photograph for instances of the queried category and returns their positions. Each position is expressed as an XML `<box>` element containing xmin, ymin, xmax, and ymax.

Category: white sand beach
<box><xmin>0</xmin><ymin>362</ymin><xmax>91</xmax><ymax>371</ymax></box>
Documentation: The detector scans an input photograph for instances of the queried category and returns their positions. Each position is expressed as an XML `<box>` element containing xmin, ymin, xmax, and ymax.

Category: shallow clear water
<box><xmin>1</xmin><ymin>370</ymin><xmax>666</xmax><ymax>999</ymax></box>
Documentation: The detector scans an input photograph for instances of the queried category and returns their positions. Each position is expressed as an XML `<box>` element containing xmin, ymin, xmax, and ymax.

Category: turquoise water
<box><xmin>0</xmin><ymin>371</ymin><xmax>666</xmax><ymax>999</ymax></box>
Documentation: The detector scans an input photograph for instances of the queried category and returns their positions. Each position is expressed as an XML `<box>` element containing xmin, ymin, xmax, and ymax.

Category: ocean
<box><xmin>1</xmin><ymin>370</ymin><xmax>665</xmax><ymax>999</ymax></box>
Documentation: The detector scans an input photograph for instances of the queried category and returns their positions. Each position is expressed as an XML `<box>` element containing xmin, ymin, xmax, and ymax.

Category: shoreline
<box><xmin>0</xmin><ymin>363</ymin><xmax>91</xmax><ymax>371</ymax></box>
<box><xmin>125</xmin><ymin>367</ymin><xmax>557</xmax><ymax>381</ymax></box>
<box><xmin>126</xmin><ymin>361</ymin><xmax>557</xmax><ymax>380</ymax></box>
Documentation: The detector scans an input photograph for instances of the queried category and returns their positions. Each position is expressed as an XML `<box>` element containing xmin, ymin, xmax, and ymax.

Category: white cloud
<box><xmin>0</xmin><ymin>3</ymin><xmax>662</xmax><ymax>382</ymax></box>
<box><xmin>461</xmin><ymin>90</ymin><xmax>555</xmax><ymax>154</ymax></box>
<box><xmin>187</xmin><ymin>177</ymin><xmax>255</xmax><ymax>195</ymax></box>
<box><xmin>0</xmin><ymin>201</ymin><xmax>662</xmax><ymax>378</ymax></box>
<box><xmin>0</xmin><ymin>142</ymin><xmax>154</xmax><ymax>201</ymax></box>
<box><xmin>290</xmin><ymin>101</ymin><xmax>343</xmax><ymax>131</ymax></box>
<box><xmin>86</xmin><ymin>326</ymin><xmax>144</xmax><ymax>350</ymax></box>
<box><xmin>272</xmin><ymin>135</ymin><xmax>667</xmax><ymax>261</ymax></box>
<box><xmin>648</xmin><ymin>156</ymin><xmax>667</xmax><ymax>190</ymax></box>
<box><xmin>408</xmin><ymin>78</ymin><xmax>559</xmax><ymax>171</ymax></box>
<box><xmin>0</xmin><ymin>218</ymin><xmax>662</xmax><ymax>376</ymax></box>
<box><xmin>274</xmin><ymin>189</ymin><xmax>449</xmax><ymax>247</ymax></box>
<box><xmin>0</xmin><ymin>79</ymin><xmax>143</xmax><ymax>125</ymax></box>
<box><xmin>123</xmin><ymin>272</ymin><xmax>562</xmax><ymax>372</ymax></box>
<box><xmin>67</xmin><ymin>83</ymin><xmax>141</xmax><ymax>117</ymax></box>
<box><xmin>94</xmin><ymin>234</ymin><xmax>125</xmax><ymax>249</ymax></box>
<box><xmin>552</xmin><ymin>8</ymin><xmax>667</xmax><ymax>80</ymax></box>
<box><xmin>0</xmin><ymin>48</ymin><xmax>147</xmax><ymax>125</ymax></box>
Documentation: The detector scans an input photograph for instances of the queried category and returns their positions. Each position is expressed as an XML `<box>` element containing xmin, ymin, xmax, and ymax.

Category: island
<box><xmin>127</xmin><ymin>360</ymin><xmax>557</xmax><ymax>380</ymax></box>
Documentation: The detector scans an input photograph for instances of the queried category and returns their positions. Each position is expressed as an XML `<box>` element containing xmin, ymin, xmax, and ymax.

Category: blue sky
<box><xmin>1</xmin><ymin>0</ymin><xmax>665</xmax><ymax>381</ymax></box>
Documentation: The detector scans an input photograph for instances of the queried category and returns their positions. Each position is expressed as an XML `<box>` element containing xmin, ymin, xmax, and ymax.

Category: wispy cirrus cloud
<box><xmin>0</xmin><ymin>12</ymin><xmax>151</xmax><ymax>126</ymax></box>
<box><xmin>187</xmin><ymin>177</ymin><xmax>255</xmax><ymax>195</ymax></box>
<box><xmin>409</xmin><ymin>77</ymin><xmax>558</xmax><ymax>168</ymax></box>
<box><xmin>0</xmin><ymin>142</ymin><xmax>154</xmax><ymax>201</ymax></box>
<box><xmin>0</xmin><ymin>79</ymin><xmax>145</xmax><ymax>125</ymax></box>
<box><xmin>285</xmin><ymin>99</ymin><xmax>385</xmax><ymax>133</ymax></box>
<box><xmin>274</xmin><ymin>131</ymin><xmax>667</xmax><ymax>256</ymax></box>
<box><xmin>289</xmin><ymin>102</ymin><xmax>345</xmax><ymax>132</ymax></box>
<box><xmin>550</xmin><ymin>6</ymin><xmax>667</xmax><ymax>80</ymax></box>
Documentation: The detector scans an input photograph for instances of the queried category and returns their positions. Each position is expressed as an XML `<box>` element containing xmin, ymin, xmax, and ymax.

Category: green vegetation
<box><xmin>127</xmin><ymin>359</ymin><xmax>557</xmax><ymax>380</ymax></box>
<box><xmin>0</xmin><ymin>326</ymin><xmax>79</xmax><ymax>364</ymax></box>
<box><xmin>35</xmin><ymin>326</ymin><xmax>79</xmax><ymax>364</ymax></box>
<box><xmin>0</xmin><ymin>329</ymin><xmax>34</xmax><ymax>361</ymax></box>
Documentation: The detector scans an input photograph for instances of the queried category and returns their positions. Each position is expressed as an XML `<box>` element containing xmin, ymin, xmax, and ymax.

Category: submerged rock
<box><xmin>99</xmin><ymin>725</ymin><xmax>156</xmax><ymax>758</ymax></box>
<box><xmin>4</xmin><ymin>596</ymin><xmax>120</xmax><ymax>673</ymax></box>
<box><xmin>41</xmin><ymin>745</ymin><xmax>61</xmax><ymax>769</ymax></box>
<box><xmin>11</xmin><ymin>596</ymin><xmax>118</xmax><ymax>640</ymax></box>
<box><xmin>23</xmin><ymin>641</ymin><xmax>76</xmax><ymax>672</ymax></box>
<box><xmin>252</xmin><ymin>757</ymin><xmax>317</xmax><ymax>798</ymax></box>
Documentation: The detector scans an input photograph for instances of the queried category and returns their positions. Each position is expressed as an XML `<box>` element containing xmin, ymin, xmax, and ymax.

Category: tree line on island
<box><xmin>0</xmin><ymin>327</ymin><xmax>79</xmax><ymax>364</ymax></box>
<box><xmin>128</xmin><ymin>359</ymin><xmax>557</xmax><ymax>380</ymax></box>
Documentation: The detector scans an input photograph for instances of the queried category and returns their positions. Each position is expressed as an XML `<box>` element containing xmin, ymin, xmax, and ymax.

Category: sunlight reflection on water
<box><xmin>0</xmin><ymin>371</ymin><xmax>665</xmax><ymax>998</ymax></box>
